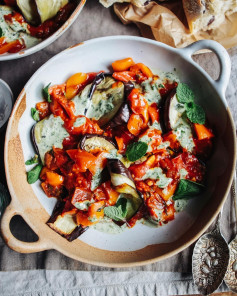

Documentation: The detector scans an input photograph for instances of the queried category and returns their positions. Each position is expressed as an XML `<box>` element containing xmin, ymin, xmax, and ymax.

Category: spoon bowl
<box><xmin>192</xmin><ymin>213</ymin><xmax>229</xmax><ymax>295</ymax></box>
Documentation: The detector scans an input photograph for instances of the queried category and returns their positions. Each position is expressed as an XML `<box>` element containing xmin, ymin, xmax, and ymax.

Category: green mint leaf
<box><xmin>176</xmin><ymin>83</ymin><xmax>194</xmax><ymax>104</ymax></box>
<box><xmin>0</xmin><ymin>28</ymin><xmax>3</xmax><ymax>38</ymax></box>
<box><xmin>126</xmin><ymin>141</ymin><xmax>148</xmax><ymax>162</ymax></box>
<box><xmin>43</xmin><ymin>83</ymin><xmax>51</xmax><ymax>102</ymax></box>
<box><xmin>25</xmin><ymin>155</ymin><xmax>39</xmax><ymax>165</ymax></box>
<box><xmin>116</xmin><ymin>197</ymin><xmax>128</xmax><ymax>215</ymax></box>
<box><xmin>104</xmin><ymin>205</ymin><xmax>127</xmax><ymax>221</ymax></box>
<box><xmin>31</xmin><ymin>107</ymin><xmax>40</xmax><ymax>122</ymax></box>
<box><xmin>0</xmin><ymin>183</ymin><xmax>11</xmax><ymax>217</ymax></box>
<box><xmin>186</xmin><ymin>102</ymin><xmax>205</xmax><ymax>124</ymax></box>
<box><xmin>27</xmin><ymin>164</ymin><xmax>42</xmax><ymax>184</ymax></box>
<box><xmin>173</xmin><ymin>179</ymin><xmax>205</xmax><ymax>200</ymax></box>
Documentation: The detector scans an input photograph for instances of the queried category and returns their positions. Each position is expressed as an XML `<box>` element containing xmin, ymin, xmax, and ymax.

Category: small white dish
<box><xmin>0</xmin><ymin>79</ymin><xmax>13</xmax><ymax>131</ymax></box>
<box><xmin>0</xmin><ymin>0</ymin><xmax>86</xmax><ymax>61</ymax></box>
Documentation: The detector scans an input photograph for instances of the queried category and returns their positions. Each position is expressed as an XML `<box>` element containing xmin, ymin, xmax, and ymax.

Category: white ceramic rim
<box><xmin>23</xmin><ymin>35</ymin><xmax>231</xmax><ymax>104</ymax></box>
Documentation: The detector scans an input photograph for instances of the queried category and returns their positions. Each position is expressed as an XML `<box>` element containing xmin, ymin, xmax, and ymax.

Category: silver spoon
<box><xmin>192</xmin><ymin>208</ymin><xmax>230</xmax><ymax>295</ymax></box>
<box><xmin>224</xmin><ymin>172</ymin><xmax>237</xmax><ymax>292</ymax></box>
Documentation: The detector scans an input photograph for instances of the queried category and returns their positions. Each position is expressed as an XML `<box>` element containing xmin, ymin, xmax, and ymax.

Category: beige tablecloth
<box><xmin>0</xmin><ymin>1</ymin><xmax>237</xmax><ymax>295</ymax></box>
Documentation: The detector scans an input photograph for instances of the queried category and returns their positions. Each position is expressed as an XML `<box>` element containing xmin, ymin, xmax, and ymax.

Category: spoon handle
<box><xmin>231</xmin><ymin>171</ymin><xmax>237</xmax><ymax>221</ymax></box>
<box><xmin>211</xmin><ymin>211</ymin><xmax>222</xmax><ymax>236</ymax></box>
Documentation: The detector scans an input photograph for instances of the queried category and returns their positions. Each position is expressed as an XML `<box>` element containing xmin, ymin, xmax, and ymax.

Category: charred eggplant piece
<box><xmin>107</xmin><ymin>159</ymin><xmax>142</xmax><ymax>201</ymax></box>
<box><xmin>107</xmin><ymin>159</ymin><xmax>134</xmax><ymax>186</ymax></box>
<box><xmin>107</xmin><ymin>159</ymin><xmax>143</xmax><ymax>221</ymax></box>
<box><xmin>87</xmin><ymin>72</ymin><xmax>111</xmax><ymax>104</ymax></box>
<box><xmin>108</xmin><ymin>103</ymin><xmax>131</xmax><ymax>128</ymax></box>
<box><xmin>85</xmin><ymin>74</ymin><xmax>124</xmax><ymax>126</ymax></box>
<box><xmin>162</xmin><ymin>89</ymin><xmax>185</xmax><ymax>133</ymax></box>
<box><xmin>118</xmin><ymin>193</ymin><xmax>143</xmax><ymax>221</ymax></box>
<box><xmin>91</xmin><ymin>167</ymin><xmax>110</xmax><ymax>191</ymax></box>
<box><xmin>47</xmin><ymin>200</ymin><xmax>88</xmax><ymax>242</ymax></box>
<box><xmin>80</xmin><ymin>134</ymin><xmax>116</xmax><ymax>152</ymax></box>
<box><xmin>124</xmin><ymin>81</ymin><xmax>134</xmax><ymax>98</ymax></box>
<box><xmin>31</xmin><ymin>114</ymin><xmax>69</xmax><ymax>164</ymax></box>
<box><xmin>31</xmin><ymin>124</ymin><xmax>40</xmax><ymax>159</ymax></box>
<box><xmin>107</xmin><ymin>81</ymin><xmax>133</xmax><ymax>127</ymax></box>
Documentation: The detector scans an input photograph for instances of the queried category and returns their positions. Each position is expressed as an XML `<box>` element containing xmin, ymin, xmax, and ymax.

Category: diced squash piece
<box><xmin>136</xmin><ymin>63</ymin><xmax>153</xmax><ymax>78</ymax></box>
<box><xmin>161</xmin><ymin>204</ymin><xmax>175</xmax><ymax>222</ymax></box>
<box><xmin>127</xmin><ymin>114</ymin><xmax>143</xmax><ymax>136</ymax></box>
<box><xmin>112</xmin><ymin>71</ymin><xmax>135</xmax><ymax>82</ymax></box>
<box><xmin>194</xmin><ymin>124</ymin><xmax>214</xmax><ymax>140</ymax></box>
<box><xmin>46</xmin><ymin>171</ymin><xmax>64</xmax><ymax>186</ymax></box>
<box><xmin>157</xmin><ymin>183</ymin><xmax>177</xmax><ymax>201</ymax></box>
<box><xmin>66</xmin><ymin>73</ymin><xmax>88</xmax><ymax>99</ymax></box>
<box><xmin>112</xmin><ymin>57</ymin><xmax>135</xmax><ymax>72</ymax></box>
<box><xmin>148</xmin><ymin>104</ymin><xmax>159</xmax><ymax>124</ymax></box>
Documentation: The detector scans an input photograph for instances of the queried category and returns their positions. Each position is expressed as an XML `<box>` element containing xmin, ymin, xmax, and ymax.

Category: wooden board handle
<box><xmin>1</xmin><ymin>204</ymin><xmax>50</xmax><ymax>253</ymax></box>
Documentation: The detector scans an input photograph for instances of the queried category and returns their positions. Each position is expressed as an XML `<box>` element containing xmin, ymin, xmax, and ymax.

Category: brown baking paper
<box><xmin>114</xmin><ymin>1</ymin><xmax>237</xmax><ymax>49</ymax></box>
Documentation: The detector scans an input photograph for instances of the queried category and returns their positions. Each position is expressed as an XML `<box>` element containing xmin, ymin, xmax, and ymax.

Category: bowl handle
<box><xmin>1</xmin><ymin>204</ymin><xmax>50</xmax><ymax>253</ymax></box>
<box><xmin>181</xmin><ymin>40</ymin><xmax>231</xmax><ymax>105</ymax></box>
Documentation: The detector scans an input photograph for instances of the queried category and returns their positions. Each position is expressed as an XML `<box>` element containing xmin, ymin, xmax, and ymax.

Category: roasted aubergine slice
<box><xmin>47</xmin><ymin>200</ymin><xmax>88</xmax><ymax>242</ymax></box>
<box><xmin>31</xmin><ymin>114</ymin><xmax>69</xmax><ymax>164</ymax></box>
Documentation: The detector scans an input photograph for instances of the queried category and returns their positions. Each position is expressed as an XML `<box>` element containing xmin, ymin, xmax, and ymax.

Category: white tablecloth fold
<box><xmin>0</xmin><ymin>270</ymin><xmax>228</xmax><ymax>296</ymax></box>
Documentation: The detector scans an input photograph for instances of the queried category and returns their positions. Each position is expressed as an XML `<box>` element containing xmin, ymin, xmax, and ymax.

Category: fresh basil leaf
<box><xmin>27</xmin><ymin>164</ymin><xmax>42</xmax><ymax>184</ymax></box>
<box><xmin>43</xmin><ymin>83</ymin><xmax>51</xmax><ymax>103</ymax></box>
<box><xmin>25</xmin><ymin>154</ymin><xmax>39</xmax><ymax>165</ymax></box>
<box><xmin>31</xmin><ymin>107</ymin><xmax>40</xmax><ymax>122</ymax></box>
<box><xmin>186</xmin><ymin>102</ymin><xmax>205</xmax><ymax>124</ymax></box>
<box><xmin>176</xmin><ymin>83</ymin><xmax>194</xmax><ymax>104</ymax></box>
<box><xmin>173</xmin><ymin>179</ymin><xmax>205</xmax><ymax>200</ymax></box>
<box><xmin>0</xmin><ymin>183</ymin><xmax>11</xmax><ymax>218</ymax></box>
<box><xmin>104</xmin><ymin>204</ymin><xmax>127</xmax><ymax>221</ymax></box>
<box><xmin>126</xmin><ymin>141</ymin><xmax>148</xmax><ymax>162</ymax></box>
<box><xmin>0</xmin><ymin>28</ymin><xmax>3</xmax><ymax>38</ymax></box>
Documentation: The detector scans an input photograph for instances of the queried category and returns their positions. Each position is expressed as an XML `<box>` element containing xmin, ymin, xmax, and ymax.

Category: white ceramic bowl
<box><xmin>2</xmin><ymin>36</ymin><xmax>236</xmax><ymax>267</ymax></box>
<box><xmin>0</xmin><ymin>0</ymin><xmax>86</xmax><ymax>61</ymax></box>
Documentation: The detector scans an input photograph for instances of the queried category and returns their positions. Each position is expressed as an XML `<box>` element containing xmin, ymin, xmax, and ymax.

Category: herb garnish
<box><xmin>176</xmin><ymin>83</ymin><xmax>205</xmax><ymax>124</ymax></box>
<box><xmin>173</xmin><ymin>179</ymin><xmax>205</xmax><ymax>200</ymax></box>
<box><xmin>0</xmin><ymin>28</ymin><xmax>3</xmax><ymax>38</ymax></box>
<box><xmin>185</xmin><ymin>102</ymin><xmax>205</xmax><ymax>124</ymax></box>
<box><xmin>43</xmin><ymin>83</ymin><xmax>51</xmax><ymax>103</ymax></box>
<box><xmin>104</xmin><ymin>198</ymin><xmax>128</xmax><ymax>221</ymax></box>
<box><xmin>31</xmin><ymin>107</ymin><xmax>40</xmax><ymax>122</ymax></box>
<box><xmin>27</xmin><ymin>164</ymin><xmax>42</xmax><ymax>184</ymax></box>
<box><xmin>126</xmin><ymin>141</ymin><xmax>148</xmax><ymax>162</ymax></box>
<box><xmin>176</xmin><ymin>83</ymin><xmax>194</xmax><ymax>104</ymax></box>
<box><xmin>25</xmin><ymin>155</ymin><xmax>39</xmax><ymax>165</ymax></box>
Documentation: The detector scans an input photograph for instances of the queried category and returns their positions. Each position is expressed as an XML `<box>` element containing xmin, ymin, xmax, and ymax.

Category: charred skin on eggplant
<box><xmin>85</xmin><ymin>73</ymin><xmax>124</xmax><ymax>126</ymax></box>
<box><xmin>31</xmin><ymin>115</ymin><xmax>69</xmax><ymax>164</ymax></box>
<box><xmin>108</xmin><ymin>103</ymin><xmax>131</xmax><ymax>128</ymax></box>
<box><xmin>47</xmin><ymin>200</ymin><xmax>88</xmax><ymax>242</ymax></box>
<box><xmin>107</xmin><ymin>159</ymin><xmax>143</xmax><ymax>222</ymax></box>
<box><xmin>79</xmin><ymin>134</ymin><xmax>116</xmax><ymax>152</ymax></box>
<box><xmin>108</xmin><ymin>81</ymin><xmax>133</xmax><ymax>128</ymax></box>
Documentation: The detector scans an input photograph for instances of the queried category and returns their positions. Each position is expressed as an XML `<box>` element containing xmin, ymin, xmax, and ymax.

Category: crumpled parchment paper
<box><xmin>114</xmin><ymin>1</ymin><xmax>237</xmax><ymax>49</ymax></box>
